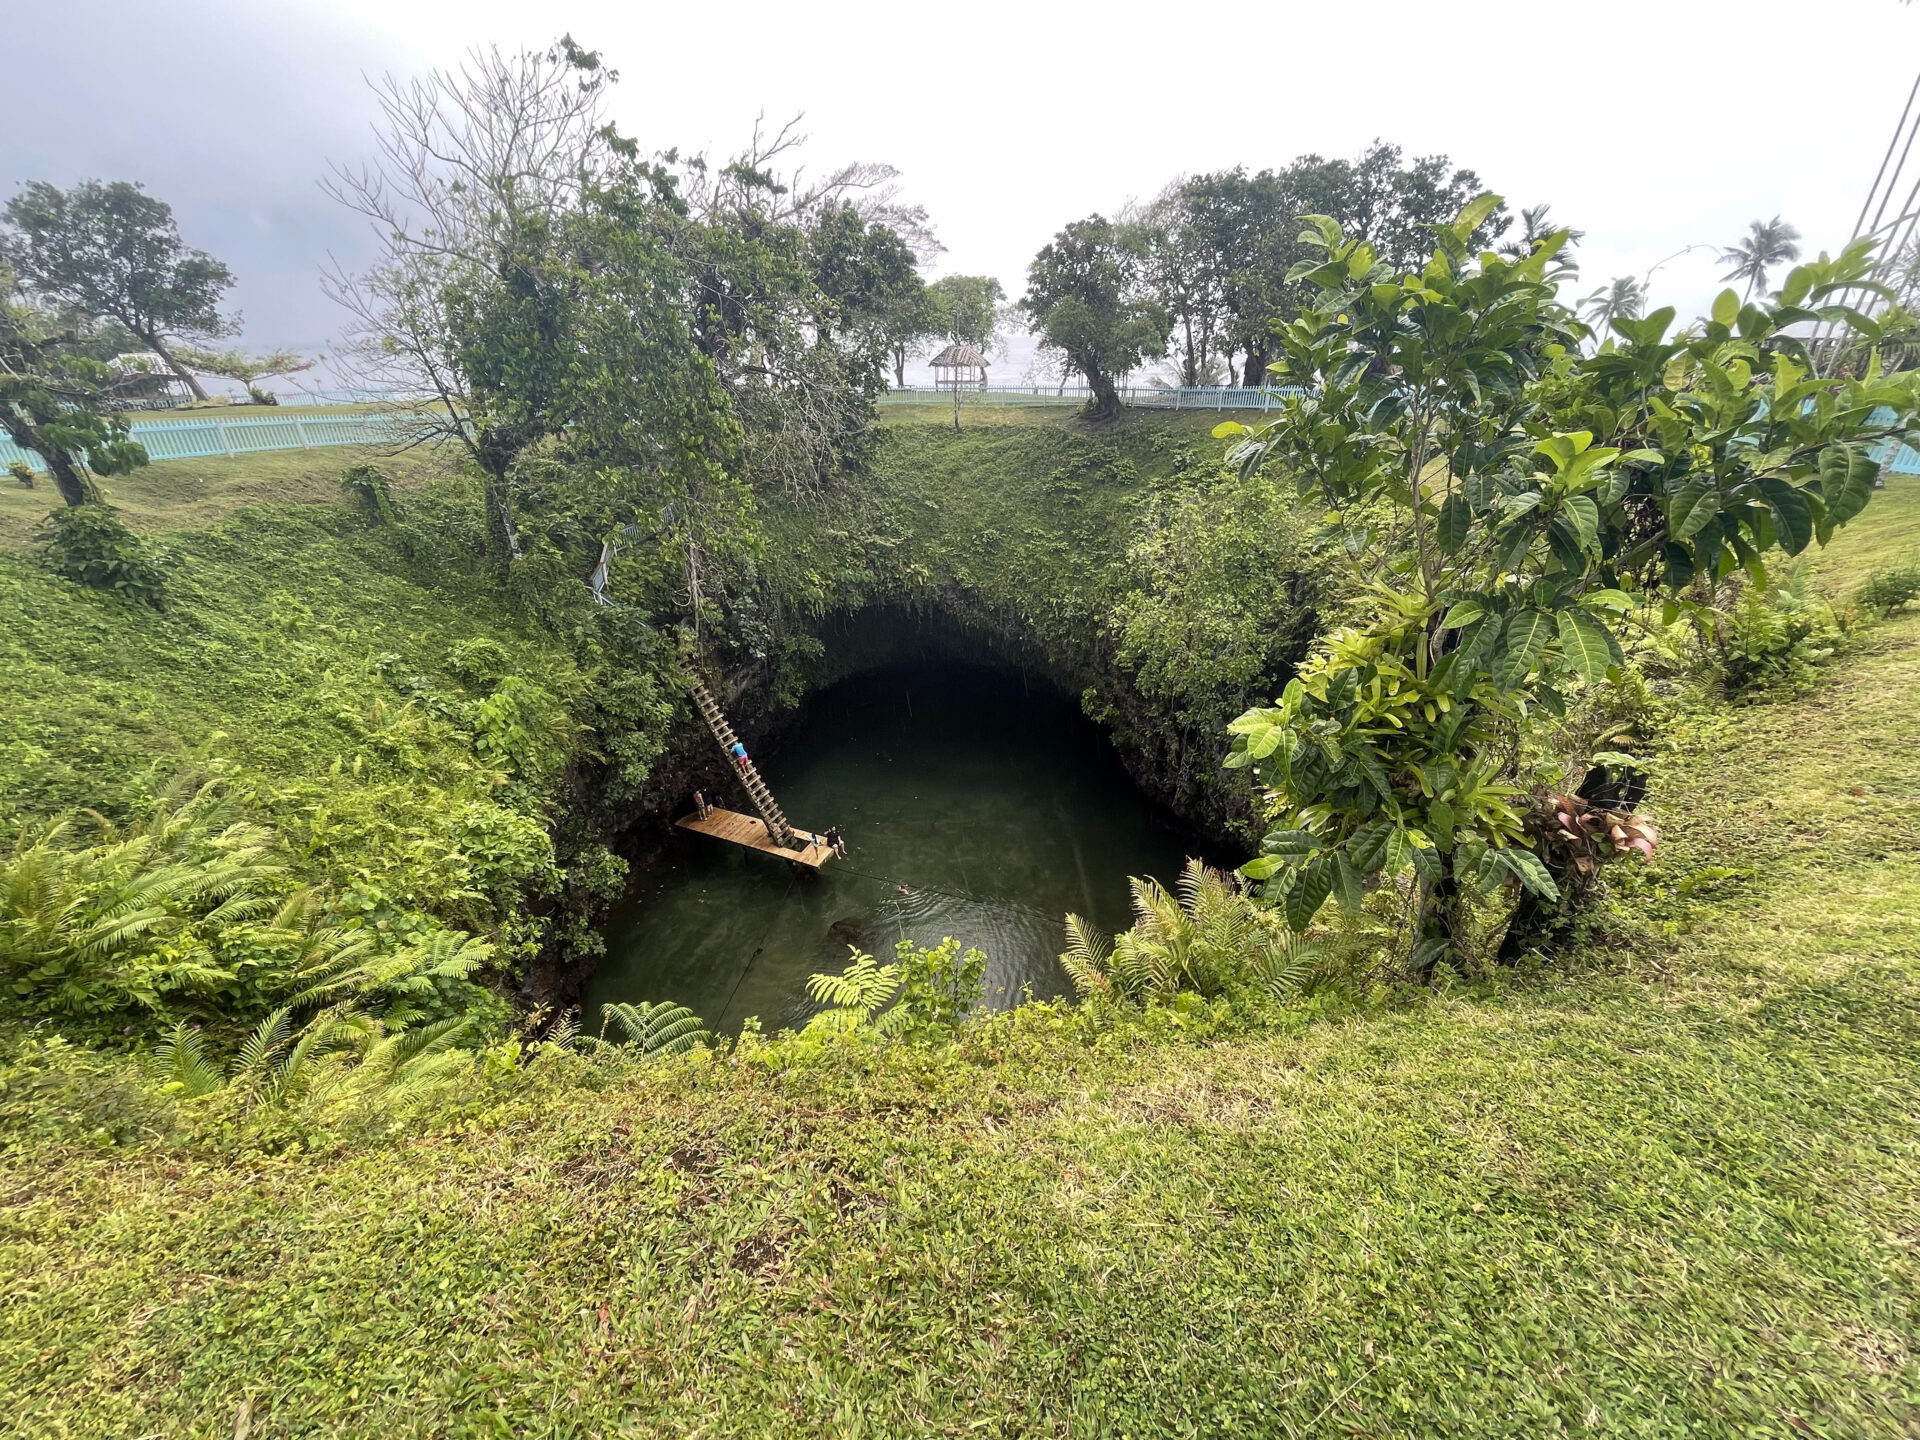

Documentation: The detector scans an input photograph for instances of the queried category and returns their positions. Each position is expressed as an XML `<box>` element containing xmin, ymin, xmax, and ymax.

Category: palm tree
<box><xmin>1498</xmin><ymin>204</ymin><xmax>1585</xmax><ymax>259</ymax></box>
<box><xmin>1718</xmin><ymin>217</ymin><xmax>1802</xmax><ymax>301</ymax></box>
<box><xmin>1580</xmin><ymin>276</ymin><xmax>1646</xmax><ymax>335</ymax></box>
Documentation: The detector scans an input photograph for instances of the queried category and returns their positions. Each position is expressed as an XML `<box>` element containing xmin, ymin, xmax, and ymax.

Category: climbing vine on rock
<box><xmin>1222</xmin><ymin>201</ymin><xmax>1920</xmax><ymax>969</ymax></box>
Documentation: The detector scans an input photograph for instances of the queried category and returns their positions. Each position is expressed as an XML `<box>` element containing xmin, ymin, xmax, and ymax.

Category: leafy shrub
<box><xmin>443</xmin><ymin>802</ymin><xmax>561</xmax><ymax>918</ymax></box>
<box><xmin>891</xmin><ymin>936</ymin><xmax>986</xmax><ymax>1041</ymax></box>
<box><xmin>0</xmin><ymin>1031</ymin><xmax>176</xmax><ymax>1154</ymax></box>
<box><xmin>1715</xmin><ymin>571</ymin><xmax>1846</xmax><ymax>696</ymax></box>
<box><xmin>799</xmin><ymin>936</ymin><xmax>988</xmax><ymax>1042</ymax></box>
<box><xmin>446</xmin><ymin>636</ymin><xmax>513</xmax><ymax>688</ymax></box>
<box><xmin>9</xmin><ymin>460</ymin><xmax>33</xmax><ymax>489</ymax></box>
<box><xmin>339</xmin><ymin>463</ymin><xmax>398</xmax><ymax>524</ymax></box>
<box><xmin>471</xmin><ymin>675</ymin><xmax>574</xmax><ymax>783</ymax></box>
<box><xmin>1857</xmin><ymin>562</ymin><xmax>1920</xmax><ymax>617</ymax></box>
<box><xmin>1061</xmin><ymin>859</ymin><xmax>1319</xmax><ymax>1007</ymax></box>
<box><xmin>35</xmin><ymin>503</ymin><xmax>167</xmax><ymax>606</ymax></box>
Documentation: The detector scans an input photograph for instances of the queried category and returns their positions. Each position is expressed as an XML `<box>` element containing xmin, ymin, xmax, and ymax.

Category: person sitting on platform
<box><xmin>824</xmin><ymin>825</ymin><xmax>846</xmax><ymax>858</ymax></box>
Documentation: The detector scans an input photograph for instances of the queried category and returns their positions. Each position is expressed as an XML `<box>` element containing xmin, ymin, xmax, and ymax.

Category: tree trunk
<box><xmin>0</xmin><ymin>415</ymin><xmax>96</xmax><ymax>505</ymax></box>
<box><xmin>144</xmin><ymin>334</ymin><xmax>212</xmax><ymax>403</ymax></box>
<box><xmin>1241</xmin><ymin>341</ymin><xmax>1269</xmax><ymax>388</ymax></box>
<box><xmin>1495</xmin><ymin>885</ymin><xmax>1566</xmax><ymax>966</ymax></box>
<box><xmin>893</xmin><ymin>345</ymin><xmax>906</xmax><ymax>389</ymax></box>
<box><xmin>1412</xmin><ymin>861</ymin><xmax>1467</xmax><ymax>980</ymax></box>
<box><xmin>1086</xmin><ymin>368</ymin><xmax>1120</xmax><ymax>421</ymax></box>
<box><xmin>474</xmin><ymin>429</ymin><xmax>524</xmax><ymax>567</ymax></box>
<box><xmin>43</xmin><ymin>449</ymin><xmax>98</xmax><ymax>507</ymax></box>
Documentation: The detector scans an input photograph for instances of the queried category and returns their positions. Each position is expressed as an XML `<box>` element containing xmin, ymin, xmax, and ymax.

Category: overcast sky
<box><xmin>12</xmin><ymin>0</ymin><xmax>1920</xmax><ymax>384</ymax></box>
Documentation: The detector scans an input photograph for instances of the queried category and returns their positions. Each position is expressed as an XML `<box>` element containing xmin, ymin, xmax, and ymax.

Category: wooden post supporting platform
<box><xmin>675</xmin><ymin>807</ymin><xmax>833</xmax><ymax>868</ymax></box>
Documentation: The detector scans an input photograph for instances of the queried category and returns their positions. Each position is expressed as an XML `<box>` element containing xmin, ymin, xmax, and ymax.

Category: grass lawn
<box><xmin>0</xmin><ymin>443</ymin><xmax>462</xmax><ymax>549</ymax></box>
<box><xmin>4</xmin><ymin>494</ymin><xmax>1919</xmax><ymax>1434</ymax></box>
<box><xmin>1</xmin><ymin>428</ymin><xmax>1917</xmax><ymax>1440</ymax></box>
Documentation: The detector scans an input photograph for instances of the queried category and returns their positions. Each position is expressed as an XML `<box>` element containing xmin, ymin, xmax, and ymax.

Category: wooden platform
<box><xmin>675</xmin><ymin>807</ymin><xmax>834</xmax><ymax>867</ymax></box>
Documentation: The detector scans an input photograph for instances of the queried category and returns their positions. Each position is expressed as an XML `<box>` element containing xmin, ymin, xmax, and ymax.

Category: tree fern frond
<box><xmin>805</xmin><ymin>952</ymin><xmax>899</xmax><ymax>1015</ymax></box>
<box><xmin>601</xmin><ymin>1001</ymin><xmax>711</xmax><ymax>1058</ymax></box>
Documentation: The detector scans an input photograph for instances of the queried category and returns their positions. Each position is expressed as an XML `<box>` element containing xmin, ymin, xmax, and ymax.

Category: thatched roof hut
<box><xmin>927</xmin><ymin>341</ymin><xmax>989</xmax><ymax>374</ymax></box>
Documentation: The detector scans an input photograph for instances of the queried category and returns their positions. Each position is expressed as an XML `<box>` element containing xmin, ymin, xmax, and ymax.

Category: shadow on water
<box><xmin>585</xmin><ymin>660</ymin><xmax>1205</xmax><ymax>1034</ymax></box>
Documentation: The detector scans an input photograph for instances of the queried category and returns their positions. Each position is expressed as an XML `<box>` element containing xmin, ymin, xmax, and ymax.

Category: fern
<box><xmin>802</xmin><ymin>951</ymin><xmax>901</xmax><ymax>1035</ymax></box>
<box><xmin>600</xmin><ymin>1002</ymin><xmax>710</xmax><ymax>1058</ymax></box>
<box><xmin>1059</xmin><ymin>914</ymin><xmax>1115</xmax><ymax>1001</ymax></box>
<box><xmin>149</xmin><ymin>1022</ymin><xmax>224</xmax><ymax>1098</ymax></box>
<box><xmin>231</xmin><ymin>1006</ymin><xmax>293</xmax><ymax>1080</ymax></box>
<box><xmin>1062</xmin><ymin>860</ymin><xmax>1303</xmax><ymax>1007</ymax></box>
<box><xmin>0</xmin><ymin>793</ymin><xmax>280</xmax><ymax>1024</ymax></box>
<box><xmin>1254</xmin><ymin>932</ymin><xmax>1324</xmax><ymax>999</ymax></box>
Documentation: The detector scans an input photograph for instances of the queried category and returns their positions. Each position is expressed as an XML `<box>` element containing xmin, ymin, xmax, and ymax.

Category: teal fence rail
<box><xmin>5</xmin><ymin>399</ymin><xmax>1916</xmax><ymax>476</ymax></box>
<box><xmin>879</xmin><ymin>384</ymin><xmax>1289</xmax><ymax>410</ymax></box>
<box><xmin>0</xmin><ymin>410</ymin><xmax>428</xmax><ymax>474</ymax></box>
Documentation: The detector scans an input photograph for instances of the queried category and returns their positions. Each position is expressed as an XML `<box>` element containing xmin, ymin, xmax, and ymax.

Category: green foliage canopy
<box><xmin>0</xmin><ymin>264</ymin><xmax>149</xmax><ymax>507</ymax></box>
<box><xmin>1020</xmin><ymin>216</ymin><xmax>1169</xmax><ymax>419</ymax></box>
<box><xmin>1221</xmin><ymin>200</ymin><xmax>1920</xmax><ymax>965</ymax></box>
<box><xmin>1</xmin><ymin>180</ymin><xmax>235</xmax><ymax>403</ymax></box>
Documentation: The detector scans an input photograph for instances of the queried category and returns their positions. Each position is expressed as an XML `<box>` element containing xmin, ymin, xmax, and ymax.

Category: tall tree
<box><xmin>1179</xmin><ymin>168</ymin><xmax>1290</xmax><ymax>387</ymax></box>
<box><xmin>664</xmin><ymin>118</ymin><xmax>934</xmax><ymax>499</ymax></box>
<box><xmin>0</xmin><ymin>181</ymin><xmax>235</xmax><ymax>403</ymax></box>
<box><xmin>1133</xmin><ymin>182</ymin><xmax>1226</xmax><ymax>388</ymax></box>
<box><xmin>1499</xmin><ymin>204</ymin><xmax>1583</xmax><ymax>260</ymax></box>
<box><xmin>1720</xmin><ymin>216</ymin><xmax>1802</xmax><ymax>301</ymax></box>
<box><xmin>808</xmin><ymin>201</ymin><xmax>925</xmax><ymax>369</ymax></box>
<box><xmin>326</xmin><ymin>37</ymin><xmax>626</xmax><ymax>564</ymax></box>
<box><xmin>1020</xmin><ymin>216</ymin><xmax>1168</xmax><ymax>419</ymax></box>
<box><xmin>1184</xmin><ymin>144</ymin><xmax>1507</xmax><ymax>387</ymax></box>
<box><xmin>924</xmin><ymin>275</ymin><xmax>1007</xmax><ymax>350</ymax></box>
<box><xmin>1580</xmin><ymin>275</ymin><xmax>1645</xmax><ymax>332</ymax></box>
<box><xmin>0</xmin><ymin>264</ymin><xmax>148</xmax><ymax>506</ymax></box>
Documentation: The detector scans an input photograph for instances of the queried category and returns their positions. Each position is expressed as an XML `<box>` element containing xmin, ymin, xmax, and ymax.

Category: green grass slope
<box><xmin>5</xmin><ymin>494</ymin><xmax>1918</xmax><ymax>1434</ymax></box>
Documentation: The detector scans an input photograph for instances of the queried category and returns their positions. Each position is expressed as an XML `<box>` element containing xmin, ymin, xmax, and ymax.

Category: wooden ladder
<box><xmin>688</xmin><ymin>679</ymin><xmax>798</xmax><ymax>850</ymax></box>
